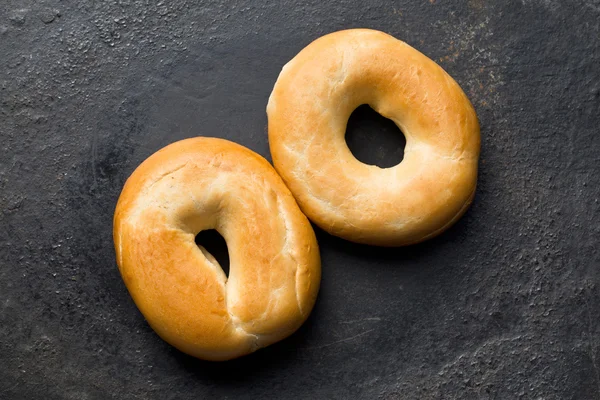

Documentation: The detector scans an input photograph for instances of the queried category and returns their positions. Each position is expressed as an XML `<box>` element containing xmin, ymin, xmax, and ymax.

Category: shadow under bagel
<box><xmin>163</xmin><ymin>288</ymin><xmax>324</xmax><ymax>377</ymax></box>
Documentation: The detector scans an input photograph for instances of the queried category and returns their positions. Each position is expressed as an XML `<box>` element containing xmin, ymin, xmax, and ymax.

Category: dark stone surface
<box><xmin>1</xmin><ymin>0</ymin><xmax>599</xmax><ymax>398</ymax></box>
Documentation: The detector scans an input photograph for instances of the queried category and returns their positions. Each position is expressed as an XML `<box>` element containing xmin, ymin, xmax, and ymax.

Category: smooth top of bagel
<box><xmin>267</xmin><ymin>29</ymin><xmax>480</xmax><ymax>246</ymax></box>
<box><xmin>113</xmin><ymin>138</ymin><xmax>320</xmax><ymax>361</ymax></box>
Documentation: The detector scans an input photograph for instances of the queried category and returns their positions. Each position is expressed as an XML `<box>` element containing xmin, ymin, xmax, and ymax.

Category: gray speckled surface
<box><xmin>1</xmin><ymin>0</ymin><xmax>599</xmax><ymax>399</ymax></box>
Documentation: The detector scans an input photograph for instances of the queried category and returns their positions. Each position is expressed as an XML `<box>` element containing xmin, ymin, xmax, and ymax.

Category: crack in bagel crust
<box><xmin>113</xmin><ymin>138</ymin><xmax>321</xmax><ymax>361</ymax></box>
<box><xmin>267</xmin><ymin>29</ymin><xmax>481</xmax><ymax>246</ymax></box>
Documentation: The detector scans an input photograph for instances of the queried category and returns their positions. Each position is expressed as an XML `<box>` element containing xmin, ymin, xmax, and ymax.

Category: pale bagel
<box><xmin>267</xmin><ymin>29</ymin><xmax>480</xmax><ymax>246</ymax></box>
<box><xmin>113</xmin><ymin>138</ymin><xmax>321</xmax><ymax>361</ymax></box>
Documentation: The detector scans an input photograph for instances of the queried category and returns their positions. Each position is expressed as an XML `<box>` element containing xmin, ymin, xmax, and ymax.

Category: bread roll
<box><xmin>268</xmin><ymin>29</ymin><xmax>480</xmax><ymax>246</ymax></box>
<box><xmin>114</xmin><ymin>138</ymin><xmax>321</xmax><ymax>360</ymax></box>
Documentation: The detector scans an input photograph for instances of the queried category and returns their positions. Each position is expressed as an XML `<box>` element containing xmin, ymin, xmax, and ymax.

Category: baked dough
<box><xmin>113</xmin><ymin>138</ymin><xmax>321</xmax><ymax>361</ymax></box>
<box><xmin>267</xmin><ymin>29</ymin><xmax>480</xmax><ymax>246</ymax></box>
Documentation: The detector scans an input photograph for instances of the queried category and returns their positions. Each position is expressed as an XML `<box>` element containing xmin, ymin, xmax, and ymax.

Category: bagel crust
<box><xmin>267</xmin><ymin>29</ymin><xmax>481</xmax><ymax>246</ymax></box>
<box><xmin>113</xmin><ymin>138</ymin><xmax>321</xmax><ymax>361</ymax></box>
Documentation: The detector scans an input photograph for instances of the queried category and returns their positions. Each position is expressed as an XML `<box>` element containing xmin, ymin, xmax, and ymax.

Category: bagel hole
<box><xmin>195</xmin><ymin>229</ymin><xmax>230</xmax><ymax>277</ymax></box>
<box><xmin>345</xmin><ymin>104</ymin><xmax>406</xmax><ymax>168</ymax></box>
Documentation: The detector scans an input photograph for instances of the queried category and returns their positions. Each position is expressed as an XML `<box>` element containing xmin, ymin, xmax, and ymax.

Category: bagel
<box><xmin>113</xmin><ymin>138</ymin><xmax>321</xmax><ymax>361</ymax></box>
<box><xmin>267</xmin><ymin>29</ymin><xmax>480</xmax><ymax>246</ymax></box>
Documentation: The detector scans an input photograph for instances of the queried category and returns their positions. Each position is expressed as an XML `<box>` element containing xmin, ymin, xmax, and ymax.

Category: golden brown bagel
<box><xmin>267</xmin><ymin>29</ymin><xmax>480</xmax><ymax>246</ymax></box>
<box><xmin>113</xmin><ymin>138</ymin><xmax>321</xmax><ymax>361</ymax></box>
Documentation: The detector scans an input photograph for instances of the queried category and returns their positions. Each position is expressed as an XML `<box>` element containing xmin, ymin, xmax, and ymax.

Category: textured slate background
<box><xmin>1</xmin><ymin>0</ymin><xmax>600</xmax><ymax>399</ymax></box>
